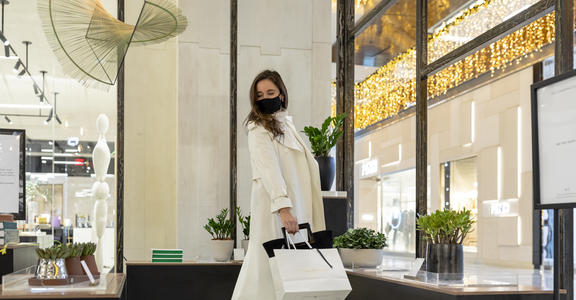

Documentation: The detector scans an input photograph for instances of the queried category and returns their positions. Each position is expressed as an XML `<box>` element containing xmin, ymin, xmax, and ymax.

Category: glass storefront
<box><xmin>380</xmin><ymin>169</ymin><xmax>416</xmax><ymax>254</ymax></box>
<box><xmin>1</xmin><ymin>0</ymin><xmax>118</xmax><ymax>273</ymax></box>
<box><xmin>440</xmin><ymin>157</ymin><xmax>478</xmax><ymax>250</ymax></box>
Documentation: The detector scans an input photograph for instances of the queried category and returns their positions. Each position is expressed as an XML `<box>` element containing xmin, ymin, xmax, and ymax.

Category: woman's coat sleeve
<box><xmin>248</xmin><ymin>128</ymin><xmax>293</xmax><ymax>213</ymax></box>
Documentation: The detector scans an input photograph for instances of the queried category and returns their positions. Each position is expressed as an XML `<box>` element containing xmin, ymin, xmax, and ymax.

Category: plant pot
<box><xmin>65</xmin><ymin>257</ymin><xmax>84</xmax><ymax>276</ymax></box>
<box><xmin>81</xmin><ymin>255</ymin><xmax>100</xmax><ymax>276</ymax></box>
<box><xmin>425</xmin><ymin>243</ymin><xmax>464</xmax><ymax>280</ymax></box>
<box><xmin>211</xmin><ymin>240</ymin><xmax>234</xmax><ymax>262</ymax></box>
<box><xmin>338</xmin><ymin>248</ymin><xmax>384</xmax><ymax>268</ymax></box>
<box><xmin>241</xmin><ymin>239</ymin><xmax>249</xmax><ymax>255</ymax></box>
<box><xmin>315</xmin><ymin>156</ymin><xmax>335</xmax><ymax>191</ymax></box>
<box><xmin>35</xmin><ymin>258</ymin><xmax>68</xmax><ymax>280</ymax></box>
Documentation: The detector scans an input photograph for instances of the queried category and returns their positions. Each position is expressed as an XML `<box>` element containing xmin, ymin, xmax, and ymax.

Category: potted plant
<box><xmin>417</xmin><ymin>209</ymin><xmax>474</xmax><ymax>280</ymax></box>
<box><xmin>204</xmin><ymin>208</ymin><xmax>235</xmax><ymax>262</ymax></box>
<box><xmin>334</xmin><ymin>228</ymin><xmax>387</xmax><ymax>268</ymax></box>
<box><xmin>303</xmin><ymin>113</ymin><xmax>345</xmax><ymax>191</ymax></box>
<box><xmin>236</xmin><ymin>207</ymin><xmax>251</xmax><ymax>254</ymax></box>
<box><xmin>35</xmin><ymin>245</ymin><xmax>70</xmax><ymax>280</ymax></box>
<box><xmin>80</xmin><ymin>242</ymin><xmax>99</xmax><ymax>276</ymax></box>
<box><xmin>64</xmin><ymin>244</ymin><xmax>84</xmax><ymax>277</ymax></box>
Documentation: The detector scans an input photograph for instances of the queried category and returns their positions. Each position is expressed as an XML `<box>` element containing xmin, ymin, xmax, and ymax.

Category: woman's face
<box><xmin>256</xmin><ymin>79</ymin><xmax>281</xmax><ymax>101</ymax></box>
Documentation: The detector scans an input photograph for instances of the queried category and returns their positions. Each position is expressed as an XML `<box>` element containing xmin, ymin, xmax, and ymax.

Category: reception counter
<box><xmin>124</xmin><ymin>261</ymin><xmax>558</xmax><ymax>300</ymax></box>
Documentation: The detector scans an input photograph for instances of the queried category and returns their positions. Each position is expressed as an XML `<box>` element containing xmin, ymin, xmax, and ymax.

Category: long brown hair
<box><xmin>245</xmin><ymin>70</ymin><xmax>289</xmax><ymax>138</ymax></box>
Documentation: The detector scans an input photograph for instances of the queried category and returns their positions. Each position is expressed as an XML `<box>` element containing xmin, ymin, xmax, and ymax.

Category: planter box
<box><xmin>338</xmin><ymin>248</ymin><xmax>384</xmax><ymax>268</ymax></box>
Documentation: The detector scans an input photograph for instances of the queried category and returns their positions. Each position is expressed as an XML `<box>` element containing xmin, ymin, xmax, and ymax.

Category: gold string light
<box><xmin>350</xmin><ymin>0</ymin><xmax>569</xmax><ymax>129</ymax></box>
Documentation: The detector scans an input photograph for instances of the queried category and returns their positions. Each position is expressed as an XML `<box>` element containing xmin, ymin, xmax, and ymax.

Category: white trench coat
<box><xmin>232</xmin><ymin>112</ymin><xmax>326</xmax><ymax>300</ymax></box>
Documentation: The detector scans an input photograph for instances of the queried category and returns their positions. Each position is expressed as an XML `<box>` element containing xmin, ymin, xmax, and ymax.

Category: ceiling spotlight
<box><xmin>0</xmin><ymin>32</ymin><xmax>8</xmax><ymax>46</ymax></box>
<box><xmin>4</xmin><ymin>116</ymin><xmax>12</xmax><ymax>124</ymax></box>
<box><xmin>17</xmin><ymin>69</ymin><xmax>26</xmax><ymax>77</ymax></box>
<box><xmin>12</xmin><ymin>60</ymin><xmax>22</xmax><ymax>73</ymax></box>
<box><xmin>33</xmin><ymin>84</ymin><xmax>41</xmax><ymax>95</ymax></box>
<box><xmin>45</xmin><ymin>109</ymin><xmax>53</xmax><ymax>124</ymax></box>
<box><xmin>4</xmin><ymin>45</ymin><xmax>9</xmax><ymax>57</ymax></box>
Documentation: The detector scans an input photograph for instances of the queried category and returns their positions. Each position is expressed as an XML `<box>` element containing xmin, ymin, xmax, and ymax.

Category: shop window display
<box><xmin>0</xmin><ymin>0</ymin><xmax>119</xmax><ymax>275</ymax></box>
<box><xmin>439</xmin><ymin>157</ymin><xmax>478</xmax><ymax>250</ymax></box>
<box><xmin>358</xmin><ymin>168</ymin><xmax>430</xmax><ymax>255</ymax></box>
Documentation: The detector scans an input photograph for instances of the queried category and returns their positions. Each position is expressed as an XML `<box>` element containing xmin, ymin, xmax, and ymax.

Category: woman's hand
<box><xmin>278</xmin><ymin>208</ymin><xmax>298</xmax><ymax>234</ymax></box>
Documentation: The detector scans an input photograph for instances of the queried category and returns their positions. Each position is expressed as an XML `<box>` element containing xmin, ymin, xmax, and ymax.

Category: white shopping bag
<box><xmin>268</xmin><ymin>235</ymin><xmax>352</xmax><ymax>300</ymax></box>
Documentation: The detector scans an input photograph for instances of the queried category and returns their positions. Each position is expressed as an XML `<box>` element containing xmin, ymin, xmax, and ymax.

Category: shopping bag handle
<box><xmin>281</xmin><ymin>223</ymin><xmax>316</xmax><ymax>244</ymax></box>
<box><xmin>286</xmin><ymin>232</ymin><xmax>333</xmax><ymax>269</ymax></box>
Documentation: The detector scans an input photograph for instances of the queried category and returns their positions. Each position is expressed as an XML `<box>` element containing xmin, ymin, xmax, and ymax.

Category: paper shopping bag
<box><xmin>268</xmin><ymin>248</ymin><xmax>352</xmax><ymax>300</ymax></box>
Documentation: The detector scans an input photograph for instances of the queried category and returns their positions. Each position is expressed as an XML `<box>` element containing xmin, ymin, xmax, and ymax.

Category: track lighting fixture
<box><xmin>4</xmin><ymin>115</ymin><xmax>12</xmax><ymax>124</ymax></box>
<box><xmin>3</xmin><ymin>45</ymin><xmax>9</xmax><ymax>57</ymax></box>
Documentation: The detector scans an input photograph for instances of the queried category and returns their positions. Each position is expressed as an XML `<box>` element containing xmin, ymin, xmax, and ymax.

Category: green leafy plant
<box><xmin>36</xmin><ymin>245</ymin><xmax>70</xmax><ymax>260</ymax></box>
<box><xmin>204</xmin><ymin>208</ymin><xmax>234</xmax><ymax>240</ymax></box>
<box><xmin>333</xmin><ymin>228</ymin><xmax>387</xmax><ymax>249</ymax></box>
<box><xmin>236</xmin><ymin>207</ymin><xmax>251</xmax><ymax>240</ymax></box>
<box><xmin>66</xmin><ymin>244</ymin><xmax>84</xmax><ymax>258</ymax></box>
<box><xmin>417</xmin><ymin>209</ymin><xmax>475</xmax><ymax>244</ymax></box>
<box><xmin>303</xmin><ymin>113</ymin><xmax>345</xmax><ymax>157</ymax></box>
<box><xmin>80</xmin><ymin>242</ymin><xmax>97</xmax><ymax>256</ymax></box>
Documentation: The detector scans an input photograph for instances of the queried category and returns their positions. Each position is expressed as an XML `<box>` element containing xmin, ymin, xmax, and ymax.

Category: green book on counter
<box><xmin>152</xmin><ymin>249</ymin><xmax>183</xmax><ymax>263</ymax></box>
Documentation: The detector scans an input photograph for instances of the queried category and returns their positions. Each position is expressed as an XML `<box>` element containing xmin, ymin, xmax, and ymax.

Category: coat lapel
<box><xmin>276</xmin><ymin>121</ymin><xmax>304</xmax><ymax>152</ymax></box>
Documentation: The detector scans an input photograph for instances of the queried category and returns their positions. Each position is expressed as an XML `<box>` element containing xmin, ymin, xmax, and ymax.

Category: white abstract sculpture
<box><xmin>91</xmin><ymin>114</ymin><xmax>111</xmax><ymax>270</ymax></box>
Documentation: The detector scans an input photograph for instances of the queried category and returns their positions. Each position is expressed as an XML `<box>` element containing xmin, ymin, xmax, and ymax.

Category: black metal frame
<box><xmin>116</xmin><ymin>0</ymin><xmax>125</xmax><ymax>273</ymax></box>
<box><xmin>336</xmin><ymin>0</ymin><xmax>355</xmax><ymax>229</ymax></box>
<box><xmin>531</xmin><ymin>68</ymin><xmax>576</xmax><ymax>210</ymax></box>
<box><xmin>230</xmin><ymin>0</ymin><xmax>238</xmax><ymax>247</ymax></box>
<box><xmin>0</xmin><ymin>129</ymin><xmax>26</xmax><ymax>220</ymax></box>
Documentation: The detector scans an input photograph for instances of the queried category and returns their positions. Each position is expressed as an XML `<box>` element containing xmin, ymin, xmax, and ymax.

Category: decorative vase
<box><xmin>35</xmin><ymin>258</ymin><xmax>68</xmax><ymax>280</ymax></box>
<box><xmin>81</xmin><ymin>255</ymin><xmax>100</xmax><ymax>276</ymax></box>
<box><xmin>425</xmin><ymin>243</ymin><xmax>464</xmax><ymax>280</ymax></box>
<box><xmin>315</xmin><ymin>156</ymin><xmax>335</xmax><ymax>191</ymax></box>
<box><xmin>338</xmin><ymin>248</ymin><xmax>384</xmax><ymax>268</ymax></box>
<box><xmin>241</xmin><ymin>239</ymin><xmax>249</xmax><ymax>255</ymax></box>
<box><xmin>211</xmin><ymin>240</ymin><xmax>234</xmax><ymax>262</ymax></box>
<box><xmin>65</xmin><ymin>257</ymin><xmax>84</xmax><ymax>277</ymax></box>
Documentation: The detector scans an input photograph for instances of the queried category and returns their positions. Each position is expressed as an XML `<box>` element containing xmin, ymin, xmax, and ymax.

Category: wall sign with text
<box><xmin>0</xmin><ymin>129</ymin><xmax>26</xmax><ymax>219</ymax></box>
<box><xmin>532</xmin><ymin>69</ymin><xmax>576</xmax><ymax>209</ymax></box>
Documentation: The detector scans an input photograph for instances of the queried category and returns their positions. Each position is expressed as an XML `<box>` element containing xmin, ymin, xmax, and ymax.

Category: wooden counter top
<box><xmin>348</xmin><ymin>269</ymin><xmax>560</xmax><ymax>296</ymax></box>
<box><xmin>126</xmin><ymin>261</ymin><xmax>242</xmax><ymax>266</ymax></box>
<box><xmin>0</xmin><ymin>273</ymin><xmax>125</xmax><ymax>299</ymax></box>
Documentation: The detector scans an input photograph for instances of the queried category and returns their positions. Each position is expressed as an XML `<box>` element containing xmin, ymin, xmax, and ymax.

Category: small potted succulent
<box><xmin>64</xmin><ymin>244</ymin><xmax>84</xmax><ymax>277</ymax></box>
<box><xmin>80</xmin><ymin>242</ymin><xmax>99</xmax><ymax>276</ymax></box>
<box><xmin>236</xmin><ymin>207</ymin><xmax>251</xmax><ymax>254</ymax></box>
<box><xmin>35</xmin><ymin>245</ymin><xmax>70</xmax><ymax>280</ymax></box>
<box><xmin>303</xmin><ymin>113</ymin><xmax>345</xmax><ymax>191</ymax></box>
<box><xmin>417</xmin><ymin>209</ymin><xmax>474</xmax><ymax>280</ymax></box>
<box><xmin>334</xmin><ymin>228</ymin><xmax>387</xmax><ymax>268</ymax></box>
<box><xmin>204</xmin><ymin>208</ymin><xmax>235</xmax><ymax>262</ymax></box>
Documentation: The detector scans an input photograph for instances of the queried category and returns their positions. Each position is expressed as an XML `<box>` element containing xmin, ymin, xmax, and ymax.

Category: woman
<box><xmin>232</xmin><ymin>70</ymin><xmax>326</xmax><ymax>300</ymax></box>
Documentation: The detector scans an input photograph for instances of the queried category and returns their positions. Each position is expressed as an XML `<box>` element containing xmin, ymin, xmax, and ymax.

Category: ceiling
<box><xmin>0</xmin><ymin>0</ymin><xmax>117</xmax><ymax>142</ymax></box>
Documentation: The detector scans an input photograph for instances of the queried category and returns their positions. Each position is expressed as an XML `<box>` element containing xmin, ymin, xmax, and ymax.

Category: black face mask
<box><xmin>256</xmin><ymin>96</ymin><xmax>283</xmax><ymax>114</ymax></box>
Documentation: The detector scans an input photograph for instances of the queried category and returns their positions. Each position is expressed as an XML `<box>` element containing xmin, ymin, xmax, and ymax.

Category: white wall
<box><xmin>355</xmin><ymin>67</ymin><xmax>534</xmax><ymax>267</ymax></box>
<box><xmin>176</xmin><ymin>0</ymin><xmax>332</xmax><ymax>260</ymax></box>
<box><xmin>123</xmin><ymin>0</ymin><xmax>179</xmax><ymax>262</ymax></box>
<box><xmin>177</xmin><ymin>0</ymin><xmax>231</xmax><ymax>261</ymax></box>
